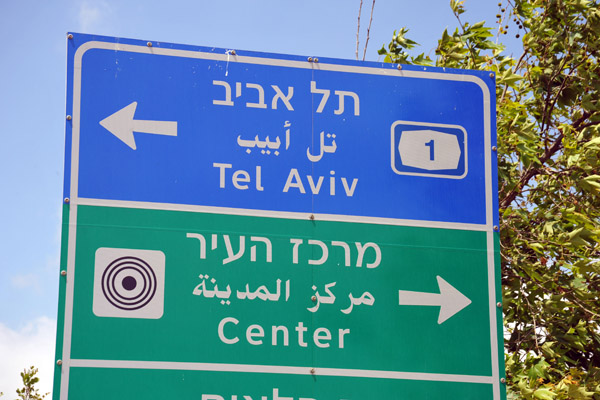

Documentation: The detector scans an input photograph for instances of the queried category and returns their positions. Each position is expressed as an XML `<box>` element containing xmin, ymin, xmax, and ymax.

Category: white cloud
<box><xmin>10</xmin><ymin>273</ymin><xmax>41</xmax><ymax>290</ymax></box>
<box><xmin>78</xmin><ymin>1</ymin><xmax>112</xmax><ymax>33</ymax></box>
<box><xmin>0</xmin><ymin>317</ymin><xmax>56</xmax><ymax>397</ymax></box>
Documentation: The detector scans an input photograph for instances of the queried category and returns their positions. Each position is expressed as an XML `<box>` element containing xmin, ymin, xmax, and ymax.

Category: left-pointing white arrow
<box><xmin>398</xmin><ymin>276</ymin><xmax>472</xmax><ymax>324</ymax></box>
<box><xmin>99</xmin><ymin>102</ymin><xmax>177</xmax><ymax>150</ymax></box>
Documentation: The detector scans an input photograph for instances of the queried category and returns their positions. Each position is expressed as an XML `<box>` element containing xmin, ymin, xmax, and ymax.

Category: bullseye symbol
<box><xmin>101</xmin><ymin>256</ymin><xmax>157</xmax><ymax>311</ymax></box>
<box><xmin>94</xmin><ymin>248</ymin><xmax>165</xmax><ymax>319</ymax></box>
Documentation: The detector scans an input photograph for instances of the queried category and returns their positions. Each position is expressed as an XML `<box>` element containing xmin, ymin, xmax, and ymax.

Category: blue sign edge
<box><xmin>63</xmin><ymin>32</ymin><xmax>499</xmax><ymax>227</ymax></box>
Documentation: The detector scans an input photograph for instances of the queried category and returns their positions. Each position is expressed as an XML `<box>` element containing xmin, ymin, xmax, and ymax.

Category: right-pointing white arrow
<box><xmin>99</xmin><ymin>101</ymin><xmax>177</xmax><ymax>150</ymax></box>
<box><xmin>398</xmin><ymin>276</ymin><xmax>472</xmax><ymax>324</ymax></box>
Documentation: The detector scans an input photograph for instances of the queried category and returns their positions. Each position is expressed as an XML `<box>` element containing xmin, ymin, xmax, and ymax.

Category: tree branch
<box><xmin>362</xmin><ymin>0</ymin><xmax>376</xmax><ymax>61</ymax></box>
<box><xmin>452</xmin><ymin>8</ymin><xmax>479</xmax><ymax>64</ymax></box>
<box><xmin>500</xmin><ymin>49</ymin><xmax>529</xmax><ymax>104</ymax></box>
<box><xmin>499</xmin><ymin>108</ymin><xmax>593</xmax><ymax>210</ymax></box>
<box><xmin>356</xmin><ymin>0</ymin><xmax>363</xmax><ymax>61</ymax></box>
<box><xmin>500</xmin><ymin>134</ymin><xmax>564</xmax><ymax>209</ymax></box>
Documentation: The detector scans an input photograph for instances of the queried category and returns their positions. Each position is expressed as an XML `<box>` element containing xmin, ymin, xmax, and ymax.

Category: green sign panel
<box><xmin>55</xmin><ymin>33</ymin><xmax>505</xmax><ymax>400</ymax></box>
<box><xmin>56</xmin><ymin>205</ymin><xmax>502</xmax><ymax>399</ymax></box>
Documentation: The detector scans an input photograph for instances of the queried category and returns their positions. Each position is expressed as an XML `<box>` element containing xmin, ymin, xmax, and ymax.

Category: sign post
<box><xmin>54</xmin><ymin>33</ymin><xmax>505</xmax><ymax>400</ymax></box>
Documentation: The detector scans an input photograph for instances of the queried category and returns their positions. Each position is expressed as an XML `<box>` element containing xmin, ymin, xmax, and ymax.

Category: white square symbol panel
<box><xmin>93</xmin><ymin>247</ymin><xmax>165</xmax><ymax>319</ymax></box>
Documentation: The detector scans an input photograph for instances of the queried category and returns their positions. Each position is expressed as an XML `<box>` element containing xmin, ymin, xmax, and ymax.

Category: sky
<box><xmin>0</xmin><ymin>0</ymin><xmax>521</xmax><ymax>396</ymax></box>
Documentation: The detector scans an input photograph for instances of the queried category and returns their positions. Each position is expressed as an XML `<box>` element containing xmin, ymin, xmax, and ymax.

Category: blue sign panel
<box><xmin>65</xmin><ymin>34</ymin><xmax>497</xmax><ymax>227</ymax></box>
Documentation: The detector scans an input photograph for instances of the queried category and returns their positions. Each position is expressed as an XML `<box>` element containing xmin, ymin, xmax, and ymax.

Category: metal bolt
<box><xmin>314</xmin><ymin>58</ymin><xmax>319</xmax><ymax>63</ymax></box>
<box><xmin>230</xmin><ymin>50</ymin><xmax>236</xmax><ymax>55</ymax></box>
<box><xmin>307</xmin><ymin>57</ymin><xmax>313</xmax><ymax>62</ymax></box>
<box><xmin>500</xmin><ymin>378</ymin><xmax>506</xmax><ymax>384</ymax></box>
<box><xmin>64</xmin><ymin>197</ymin><xmax>70</xmax><ymax>204</ymax></box>
<box><xmin>311</xmin><ymin>296</ymin><xmax>317</xmax><ymax>302</ymax></box>
<box><xmin>310</xmin><ymin>368</ymin><xmax>316</xmax><ymax>374</ymax></box>
<box><xmin>310</xmin><ymin>214</ymin><xmax>315</xmax><ymax>220</ymax></box>
<box><xmin>494</xmin><ymin>225</ymin><xmax>499</xmax><ymax>231</ymax></box>
<box><xmin>61</xmin><ymin>270</ymin><xmax>67</xmax><ymax>276</ymax></box>
<box><xmin>397</xmin><ymin>65</ymin><xmax>403</xmax><ymax>70</ymax></box>
<box><xmin>56</xmin><ymin>360</ymin><xmax>62</xmax><ymax>366</ymax></box>
<box><xmin>66</xmin><ymin>115</ymin><xmax>72</xmax><ymax>121</ymax></box>
<box><xmin>67</xmin><ymin>34</ymin><xmax>73</xmax><ymax>40</ymax></box>
<box><xmin>147</xmin><ymin>42</ymin><xmax>152</xmax><ymax>47</ymax></box>
<box><xmin>497</xmin><ymin>302</ymin><xmax>502</xmax><ymax>308</ymax></box>
<box><xmin>489</xmin><ymin>72</ymin><xmax>494</xmax><ymax>78</ymax></box>
<box><xmin>492</xmin><ymin>146</ymin><xmax>497</xmax><ymax>151</ymax></box>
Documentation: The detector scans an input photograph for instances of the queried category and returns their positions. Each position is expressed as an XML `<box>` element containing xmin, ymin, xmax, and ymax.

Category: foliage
<box><xmin>15</xmin><ymin>367</ymin><xmax>48</xmax><ymax>400</ymax></box>
<box><xmin>379</xmin><ymin>0</ymin><xmax>600</xmax><ymax>398</ymax></box>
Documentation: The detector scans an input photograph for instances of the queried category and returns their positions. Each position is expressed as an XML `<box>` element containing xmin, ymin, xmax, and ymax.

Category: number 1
<box><xmin>425</xmin><ymin>139</ymin><xmax>435</xmax><ymax>161</ymax></box>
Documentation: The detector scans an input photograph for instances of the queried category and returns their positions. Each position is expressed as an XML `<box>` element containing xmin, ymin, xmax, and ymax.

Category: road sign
<box><xmin>54</xmin><ymin>33</ymin><xmax>505</xmax><ymax>400</ymax></box>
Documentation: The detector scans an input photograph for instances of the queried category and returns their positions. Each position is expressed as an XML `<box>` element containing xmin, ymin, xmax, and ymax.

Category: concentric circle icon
<box><xmin>94</xmin><ymin>248</ymin><xmax>165</xmax><ymax>319</ymax></box>
<box><xmin>100</xmin><ymin>256</ymin><xmax>157</xmax><ymax>311</ymax></box>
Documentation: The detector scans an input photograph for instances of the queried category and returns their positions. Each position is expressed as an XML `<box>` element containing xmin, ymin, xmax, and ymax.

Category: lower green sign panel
<box><xmin>56</xmin><ymin>205</ymin><xmax>504</xmax><ymax>399</ymax></box>
<box><xmin>69</xmin><ymin>368</ymin><xmax>494</xmax><ymax>399</ymax></box>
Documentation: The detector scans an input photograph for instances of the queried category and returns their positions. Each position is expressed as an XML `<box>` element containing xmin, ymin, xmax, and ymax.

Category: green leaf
<box><xmin>533</xmin><ymin>388</ymin><xmax>556</xmax><ymax>399</ymax></box>
<box><xmin>532</xmin><ymin>359</ymin><xmax>550</xmax><ymax>378</ymax></box>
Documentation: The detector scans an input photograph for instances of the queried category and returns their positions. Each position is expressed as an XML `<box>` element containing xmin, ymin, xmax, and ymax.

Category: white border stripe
<box><xmin>70</xmin><ymin>359</ymin><xmax>494</xmax><ymax>385</ymax></box>
<box><xmin>481</xmin><ymin>72</ymin><xmax>501</xmax><ymax>397</ymax></box>
<box><xmin>70</xmin><ymin>40</ymin><xmax>493</xmax><ymax>230</ymax></box>
<box><xmin>487</xmin><ymin>231</ymin><xmax>501</xmax><ymax>398</ymax></box>
<box><xmin>75</xmin><ymin>197</ymin><xmax>488</xmax><ymax>232</ymax></box>
<box><xmin>60</xmin><ymin>204</ymin><xmax>77</xmax><ymax>397</ymax></box>
<box><xmin>72</xmin><ymin>41</ymin><xmax>490</xmax><ymax>83</ymax></box>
